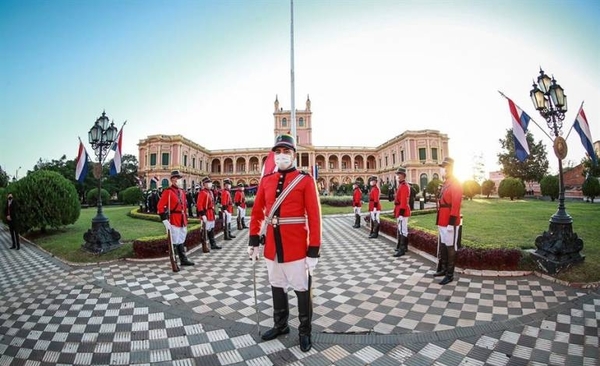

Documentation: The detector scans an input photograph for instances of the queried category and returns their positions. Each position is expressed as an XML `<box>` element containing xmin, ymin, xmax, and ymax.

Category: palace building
<box><xmin>137</xmin><ymin>96</ymin><xmax>451</xmax><ymax>193</ymax></box>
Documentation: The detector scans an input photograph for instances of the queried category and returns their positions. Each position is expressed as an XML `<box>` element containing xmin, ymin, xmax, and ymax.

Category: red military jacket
<box><xmin>249</xmin><ymin>168</ymin><xmax>322</xmax><ymax>263</ymax></box>
<box><xmin>436</xmin><ymin>176</ymin><xmax>463</xmax><ymax>226</ymax></box>
<box><xmin>352</xmin><ymin>187</ymin><xmax>362</xmax><ymax>207</ymax></box>
<box><xmin>234</xmin><ymin>189</ymin><xmax>247</xmax><ymax>209</ymax></box>
<box><xmin>368</xmin><ymin>185</ymin><xmax>381</xmax><ymax>211</ymax></box>
<box><xmin>394</xmin><ymin>180</ymin><xmax>411</xmax><ymax>218</ymax></box>
<box><xmin>157</xmin><ymin>185</ymin><xmax>188</xmax><ymax>227</ymax></box>
<box><xmin>220</xmin><ymin>188</ymin><xmax>234</xmax><ymax>214</ymax></box>
<box><xmin>196</xmin><ymin>188</ymin><xmax>216</xmax><ymax>221</ymax></box>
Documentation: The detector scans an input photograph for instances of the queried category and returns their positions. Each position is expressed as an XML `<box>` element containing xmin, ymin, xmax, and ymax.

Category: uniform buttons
<box><xmin>277</xmin><ymin>189</ymin><xmax>281</xmax><ymax>192</ymax></box>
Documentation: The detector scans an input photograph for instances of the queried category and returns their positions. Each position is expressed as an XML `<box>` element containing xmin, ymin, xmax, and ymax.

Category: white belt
<box><xmin>268</xmin><ymin>216</ymin><xmax>306</xmax><ymax>226</ymax></box>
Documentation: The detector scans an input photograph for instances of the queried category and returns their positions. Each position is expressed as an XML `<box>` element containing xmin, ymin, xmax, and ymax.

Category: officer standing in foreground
<box><xmin>157</xmin><ymin>170</ymin><xmax>195</xmax><ymax>266</ymax></box>
<box><xmin>248</xmin><ymin>134</ymin><xmax>322</xmax><ymax>352</ymax></box>
<box><xmin>368</xmin><ymin>176</ymin><xmax>381</xmax><ymax>239</ymax></box>
<box><xmin>433</xmin><ymin>157</ymin><xmax>463</xmax><ymax>285</ymax></box>
<box><xmin>351</xmin><ymin>181</ymin><xmax>362</xmax><ymax>228</ymax></box>
<box><xmin>393</xmin><ymin>167</ymin><xmax>411</xmax><ymax>257</ymax></box>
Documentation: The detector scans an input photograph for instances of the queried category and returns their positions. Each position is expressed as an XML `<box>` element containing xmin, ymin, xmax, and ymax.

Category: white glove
<box><xmin>305</xmin><ymin>257</ymin><xmax>318</xmax><ymax>275</ymax></box>
<box><xmin>201</xmin><ymin>215</ymin><xmax>207</xmax><ymax>223</ymax></box>
<box><xmin>162</xmin><ymin>219</ymin><xmax>171</xmax><ymax>230</ymax></box>
<box><xmin>397</xmin><ymin>217</ymin><xmax>402</xmax><ymax>224</ymax></box>
<box><xmin>248</xmin><ymin>246</ymin><xmax>260</xmax><ymax>261</ymax></box>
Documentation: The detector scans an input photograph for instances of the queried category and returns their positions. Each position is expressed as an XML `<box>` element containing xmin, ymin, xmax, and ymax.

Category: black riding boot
<box><xmin>369</xmin><ymin>221</ymin><xmax>379</xmax><ymax>239</ymax></box>
<box><xmin>242</xmin><ymin>218</ymin><xmax>248</xmax><ymax>229</ymax></box>
<box><xmin>295</xmin><ymin>289</ymin><xmax>313</xmax><ymax>352</ymax></box>
<box><xmin>176</xmin><ymin>244</ymin><xmax>195</xmax><ymax>266</ymax></box>
<box><xmin>208</xmin><ymin>229</ymin><xmax>222</xmax><ymax>249</ymax></box>
<box><xmin>228</xmin><ymin>223</ymin><xmax>236</xmax><ymax>238</ymax></box>
<box><xmin>237</xmin><ymin>217</ymin><xmax>243</xmax><ymax>230</ymax></box>
<box><xmin>393</xmin><ymin>235</ymin><xmax>405</xmax><ymax>257</ymax></box>
<box><xmin>353</xmin><ymin>214</ymin><xmax>360</xmax><ymax>228</ymax></box>
<box><xmin>261</xmin><ymin>287</ymin><xmax>290</xmax><ymax>341</ymax></box>
<box><xmin>433</xmin><ymin>243</ymin><xmax>448</xmax><ymax>277</ymax></box>
<box><xmin>223</xmin><ymin>225</ymin><xmax>231</xmax><ymax>241</ymax></box>
<box><xmin>439</xmin><ymin>246</ymin><xmax>456</xmax><ymax>285</ymax></box>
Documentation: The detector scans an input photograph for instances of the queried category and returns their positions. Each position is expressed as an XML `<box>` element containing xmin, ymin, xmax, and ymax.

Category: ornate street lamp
<box><xmin>82</xmin><ymin>111</ymin><xmax>122</xmax><ymax>253</ymax></box>
<box><xmin>529</xmin><ymin>68</ymin><xmax>584</xmax><ymax>274</ymax></box>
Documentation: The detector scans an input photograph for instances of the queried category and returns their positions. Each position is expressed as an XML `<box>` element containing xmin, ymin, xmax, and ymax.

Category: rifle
<box><xmin>167</xmin><ymin>192</ymin><xmax>180</xmax><ymax>272</ymax></box>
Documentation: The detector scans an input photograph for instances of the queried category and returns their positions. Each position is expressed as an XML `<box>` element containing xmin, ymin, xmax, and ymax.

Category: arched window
<box><xmin>161</xmin><ymin>178</ymin><xmax>169</xmax><ymax>188</ymax></box>
<box><xmin>433</xmin><ymin>173</ymin><xmax>439</xmax><ymax>180</ymax></box>
<box><xmin>282</xmin><ymin>118</ymin><xmax>287</xmax><ymax>127</ymax></box>
<box><xmin>420</xmin><ymin>173</ymin><xmax>428</xmax><ymax>191</ymax></box>
<box><xmin>299</xmin><ymin>117</ymin><xmax>304</xmax><ymax>127</ymax></box>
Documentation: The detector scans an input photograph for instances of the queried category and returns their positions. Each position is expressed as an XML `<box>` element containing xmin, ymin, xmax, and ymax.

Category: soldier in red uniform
<box><xmin>368</xmin><ymin>176</ymin><xmax>382</xmax><ymax>239</ymax></box>
<box><xmin>157</xmin><ymin>170</ymin><xmax>194</xmax><ymax>266</ymax></box>
<box><xmin>433</xmin><ymin>157</ymin><xmax>463</xmax><ymax>285</ymax></box>
<box><xmin>234</xmin><ymin>183</ymin><xmax>247</xmax><ymax>229</ymax></box>
<box><xmin>393</xmin><ymin>167</ymin><xmax>411</xmax><ymax>257</ymax></box>
<box><xmin>220</xmin><ymin>178</ymin><xmax>236</xmax><ymax>241</ymax></box>
<box><xmin>352</xmin><ymin>181</ymin><xmax>362</xmax><ymax>228</ymax></box>
<box><xmin>197</xmin><ymin>177</ymin><xmax>221</xmax><ymax>250</ymax></box>
<box><xmin>248</xmin><ymin>134</ymin><xmax>322</xmax><ymax>353</ymax></box>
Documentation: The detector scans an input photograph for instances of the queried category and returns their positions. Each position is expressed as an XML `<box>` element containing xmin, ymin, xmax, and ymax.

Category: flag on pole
<box><xmin>311</xmin><ymin>165</ymin><xmax>318</xmax><ymax>181</ymax></box>
<box><xmin>151</xmin><ymin>176</ymin><xmax>159</xmax><ymax>184</ymax></box>
<box><xmin>507</xmin><ymin>97</ymin><xmax>531</xmax><ymax>162</ymax></box>
<box><xmin>573</xmin><ymin>106</ymin><xmax>597</xmax><ymax>166</ymax></box>
<box><xmin>260</xmin><ymin>151</ymin><xmax>277</xmax><ymax>179</ymax></box>
<box><xmin>109</xmin><ymin>126</ymin><xmax>123</xmax><ymax>176</ymax></box>
<box><xmin>75</xmin><ymin>140</ymin><xmax>89</xmax><ymax>183</ymax></box>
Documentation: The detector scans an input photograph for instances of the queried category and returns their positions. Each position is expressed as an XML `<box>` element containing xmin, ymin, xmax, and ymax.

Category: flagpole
<box><xmin>564</xmin><ymin>101</ymin><xmax>584</xmax><ymax>141</ymax></box>
<box><xmin>498</xmin><ymin>91</ymin><xmax>553</xmax><ymax>141</ymax></box>
<box><xmin>290</xmin><ymin>0</ymin><xmax>296</xmax><ymax>140</ymax></box>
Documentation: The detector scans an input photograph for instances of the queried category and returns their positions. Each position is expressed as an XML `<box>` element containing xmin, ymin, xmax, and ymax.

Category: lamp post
<box><xmin>82</xmin><ymin>111</ymin><xmax>122</xmax><ymax>253</ymax></box>
<box><xmin>529</xmin><ymin>68</ymin><xmax>584</xmax><ymax>274</ymax></box>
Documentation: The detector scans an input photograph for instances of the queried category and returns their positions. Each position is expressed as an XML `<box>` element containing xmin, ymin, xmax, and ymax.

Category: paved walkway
<box><xmin>0</xmin><ymin>217</ymin><xmax>598</xmax><ymax>366</ymax></box>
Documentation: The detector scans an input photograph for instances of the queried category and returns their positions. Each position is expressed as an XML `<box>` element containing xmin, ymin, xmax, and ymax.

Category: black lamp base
<box><xmin>531</xmin><ymin>221</ymin><xmax>585</xmax><ymax>275</ymax></box>
<box><xmin>82</xmin><ymin>221</ymin><xmax>122</xmax><ymax>254</ymax></box>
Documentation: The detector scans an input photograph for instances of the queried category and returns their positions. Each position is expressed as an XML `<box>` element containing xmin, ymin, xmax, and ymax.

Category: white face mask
<box><xmin>205</xmin><ymin>183</ymin><xmax>213</xmax><ymax>189</ymax></box>
<box><xmin>370</xmin><ymin>180</ymin><xmax>375</xmax><ymax>186</ymax></box>
<box><xmin>176</xmin><ymin>179</ymin><xmax>183</xmax><ymax>188</ymax></box>
<box><xmin>274</xmin><ymin>153</ymin><xmax>293</xmax><ymax>170</ymax></box>
<box><xmin>441</xmin><ymin>168</ymin><xmax>447</xmax><ymax>178</ymax></box>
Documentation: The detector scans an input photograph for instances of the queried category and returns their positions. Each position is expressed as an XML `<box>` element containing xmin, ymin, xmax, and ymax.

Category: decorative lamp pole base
<box><xmin>531</xmin><ymin>221</ymin><xmax>585</xmax><ymax>275</ymax></box>
<box><xmin>82</xmin><ymin>220</ymin><xmax>122</xmax><ymax>254</ymax></box>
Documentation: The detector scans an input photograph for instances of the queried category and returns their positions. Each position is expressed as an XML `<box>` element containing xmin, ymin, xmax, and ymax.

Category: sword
<box><xmin>252</xmin><ymin>256</ymin><xmax>260</xmax><ymax>336</ymax></box>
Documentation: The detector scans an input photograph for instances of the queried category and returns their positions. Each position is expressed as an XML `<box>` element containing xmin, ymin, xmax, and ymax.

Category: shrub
<box><xmin>426</xmin><ymin>178</ymin><xmax>442</xmax><ymax>195</ymax></box>
<box><xmin>133</xmin><ymin>224</ymin><xmax>202</xmax><ymax>258</ymax></box>
<box><xmin>121</xmin><ymin>186</ymin><xmax>144</xmax><ymax>205</ymax></box>
<box><xmin>540</xmin><ymin>175</ymin><xmax>559</xmax><ymax>201</ymax></box>
<box><xmin>87</xmin><ymin>188</ymin><xmax>110</xmax><ymax>206</ymax></box>
<box><xmin>582</xmin><ymin>176</ymin><xmax>600</xmax><ymax>203</ymax></box>
<box><xmin>481</xmin><ymin>180</ymin><xmax>495</xmax><ymax>198</ymax></box>
<box><xmin>462</xmin><ymin>180</ymin><xmax>481</xmax><ymax>200</ymax></box>
<box><xmin>6</xmin><ymin>170</ymin><xmax>80</xmax><ymax>233</ymax></box>
<box><xmin>498</xmin><ymin>177</ymin><xmax>525</xmax><ymax>200</ymax></box>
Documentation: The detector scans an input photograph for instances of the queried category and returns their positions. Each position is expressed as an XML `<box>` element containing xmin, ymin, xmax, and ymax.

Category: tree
<box><xmin>121</xmin><ymin>186</ymin><xmax>144</xmax><ymax>205</ymax></box>
<box><xmin>87</xmin><ymin>188</ymin><xmax>110</xmax><ymax>206</ymax></box>
<box><xmin>581</xmin><ymin>153</ymin><xmax>600</xmax><ymax>178</ymax></box>
<box><xmin>582</xmin><ymin>176</ymin><xmax>600</xmax><ymax>203</ymax></box>
<box><xmin>462</xmin><ymin>180</ymin><xmax>481</xmax><ymax>200</ymax></box>
<box><xmin>0</xmin><ymin>165</ymin><xmax>9</xmax><ymax>188</ymax></box>
<box><xmin>539</xmin><ymin>175</ymin><xmax>559</xmax><ymax>201</ymax></box>
<box><xmin>498</xmin><ymin>177</ymin><xmax>525</xmax><ymax>201</ymax></box>
<box><xmin>103</xmin><ymin>154</ymin><xmax>139</xmax><ymax>195</ymax></box>
<box><xmin>498</xmin><ymin>129</ymin><xmax>549</xmax><ymax>183</ymax></box>
<box><xmin>426</xmin><ymin>178</ymin><xmax>443</xmax><ymax>196</ymax></box>
<box><xmin>481</xmin><ymin>179</ymin><xmax>495</xmax><ymax>198</ymax></box>
<box><xmin>471</xmin><ymin>153</ymin><xmax>486</xmax><ymax>183</ymax></box>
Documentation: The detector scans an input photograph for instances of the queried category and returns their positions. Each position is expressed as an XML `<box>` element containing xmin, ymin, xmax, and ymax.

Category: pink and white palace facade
<box><xmin>137</xmin><ymin>96</ymin><xmax>450</xmax><ymax>192</ymax></box>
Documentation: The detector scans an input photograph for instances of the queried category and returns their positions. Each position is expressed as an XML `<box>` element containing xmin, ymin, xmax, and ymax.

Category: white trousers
<box><xmin>237</xmin><ymin>207</ymin><xmax>246</xmax><ymax>219</ymax></box>
<box><xmin>203</xmin><ymin>220</ymin><xmax>215</xmax><ymax>231</ymax></box>
<box><xmin>353</xmin><ymin>207</ymin><xmax>361</xmax><ymax>215</ymax></box>
<box><xmin>438</xmin><ymin>225</ymin><xmax>459</xmax><ymax>249</ymax></box>
<box><xmin>265</xmin><ymin>257</ymin><xmax>309</xmax><ymax>292</ymax></box>
<box><xmin>169</xmin><ymin>226</ymin><xmax>187</xmax><ymax>245</ymax></box>
<box><xmin>224</xmin><ymin>211</ymin><xmax>232</xmax><ymax>224</ymax></box>
<box><xmin>397</xmin><ymin>217</ymin><xmax>409</xmax><ymax>237</ymax></box>
<box><xmin>370</xmin><ymin>210</ymin><xmax>380</xmax><ymax>223</ymax></box>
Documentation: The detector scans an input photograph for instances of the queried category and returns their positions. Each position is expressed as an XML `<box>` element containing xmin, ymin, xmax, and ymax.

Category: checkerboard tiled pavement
<box><xmin>1</xmin><ymin>216</ymin><xmax>598</xmax><ymax>365</ymax></box>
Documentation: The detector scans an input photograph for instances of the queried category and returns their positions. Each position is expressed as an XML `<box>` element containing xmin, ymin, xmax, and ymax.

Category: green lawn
<box><xmin>25</xmin><ymin>199</ymin><xmax>600</xmax><ymax>283</ymax></box>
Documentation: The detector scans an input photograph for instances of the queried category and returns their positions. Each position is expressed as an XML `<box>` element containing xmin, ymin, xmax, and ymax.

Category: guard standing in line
<box><xmin>352</xmin><ymin>181</ymin><xmax>362</xmax><ymax>228</ymax></box>
<box><xmin>157</xmin><ymin>170</ymin><xmax>195</xmax><ymax>266</ymax></box>
<box><xmin>368</xmin><ymin>176</ymin><xmax>381</xmax><ymax>239</ymax></box>
<box><xmin>234</xmin><ymin>183</ymin><xmax>247</xmax><ymax>229</ymax></box>
<box><xmin>248</xmin><ymin>134</ymin><xmax>322</xmax><ymax>352</ymax></box>
<box><xmin>220</xmin><ymin>178</ymin><xmax>236</xmax><ymax>240</ymax></box>
<box><xmin>433</xmin><ymin>157</ymin><xmax>463</xmax><ymax>285</ymax></box>
<box><xmin>186</xmin><ymin>188</ymin><xmax>195</xmax><ymax>218</ymax></box>
<box><xmin>197</xmin><ymin>177</ymin><xmax>221</xmax><ymax>250</ymax></box>
<box><xmin>393</xmin><ymin>167</ymin><xmax>411</xmax><ymax>257</ymax></box>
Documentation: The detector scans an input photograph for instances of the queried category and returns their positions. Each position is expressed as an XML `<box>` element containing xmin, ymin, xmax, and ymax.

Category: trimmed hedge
<box><xmin>366</xmin><ymin>215</ymin><xmax>523</xmax><ymax>271</ymax></box>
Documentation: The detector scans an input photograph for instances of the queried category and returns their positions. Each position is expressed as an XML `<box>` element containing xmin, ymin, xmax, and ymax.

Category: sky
<box><xmin>1</xmin><ymin>0</ymin><xmax>599</xmax><ymax>183</ymax></box>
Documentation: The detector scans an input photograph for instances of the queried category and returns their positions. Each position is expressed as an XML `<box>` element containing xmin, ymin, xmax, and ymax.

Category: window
<box><xmin>192</xmin><ymin>157</ymin><xmax>196</xmax><ymax>169</ymax></box>
<box><xmin>282</xmin><ymin>118</ymin><xmax>287</xmax><ymax>127</ymax></box>
<box><xmin>419</xmin><ymin>148</ymin><xmax>426</xmax><ymax>161</ymax></box>
<box><xmin>199</xmin><ymin>160</ymin><xmax>203</xmax><ymax>171</ymax></box>
<box><xmin>392</xmin><ymin>153</ymin><xmax>396</xmax><ymax>165</ymax></box>
<box><xmin>342</xmin><ymin>162</ymin><xmax>347</xmax><ymax>170</ymax></box>
<box><xmin>385</xmin><ymin>156</ymin><xmax>388</xmax><ymax>166</ymax></box>
<box><xmin>161</xmin><ymin>178</ymin><xmax>169</xmax><ymax>188</ymax></box>
<box><xmin>299</xmin><ymin>117</ymin><xmax>304</xmax><ymax>127</ymax></box>
<box><xmin>162</xmin><ymin>153</ymin><xmax>169</xmax><ymax>166</ymax></box>
<box><xmin>431</xmin><ymin>148</ymin><xmax>438</xmax><ymax>162</ymax></box>
<box><xmin>420</xmin><ymin>173</ymin><xmax>428</xmax><ymax>190</ymax></box>
<box><xmin>329</xmin><ymin>162</ymin><xmax>334</xmax><ymax>169</ymax></box>
<box><xmin>401</xmin><ymin>150</ymin><xmax>405</xmax><ymax>162</ymax></box>
<box><xmin>150</xmin><ymin>153</ymin><xmax>157</xmax><ymax>166</ymax></box>
<box><xmin>183</xmin><ymin>155</ymin><xmax>188</xmax><ymax>167</ymax></box>
<box><xmin>252</xmin><ymin>163</ymin><xmax>258</xmax><ymax>171</ymax></box>
<box><xmin>433</xmin><ymin>173</ymin><xmax>439</xmax><ymax>180</ymax></box>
